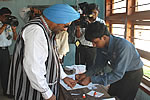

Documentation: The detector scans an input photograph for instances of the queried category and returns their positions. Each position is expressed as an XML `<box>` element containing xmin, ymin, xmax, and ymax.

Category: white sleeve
<box><xmin>60</xmin><ymin>64</ymin><xmax>68</xmax><ymax>79</ymax></box>
<box><xmin>22</xmin><ymin>24</ymin><xmax>52</xmax><ymax>99</ymax></box>
<box><xmin>96</xmin><ymin>17</ymin><xmax>106</xmax><ymax>25</ymax></box>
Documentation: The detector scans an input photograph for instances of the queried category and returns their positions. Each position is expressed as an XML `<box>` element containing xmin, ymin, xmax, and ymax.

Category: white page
<box><xmin>60</xmin><ymin>74</ymin><xmax>93</xmax><ymax>90</ymax></box>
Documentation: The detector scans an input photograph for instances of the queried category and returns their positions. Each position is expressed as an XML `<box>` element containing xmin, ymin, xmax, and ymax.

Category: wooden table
<box><xmin>61</xmin><ymin>69</ymin><xmax>118</xmax><ymax>100</ymax></box>
<box><xmin>60</xmin><ymin>84</ymin><xmax>111</xmax><ymax>100</ymax></box>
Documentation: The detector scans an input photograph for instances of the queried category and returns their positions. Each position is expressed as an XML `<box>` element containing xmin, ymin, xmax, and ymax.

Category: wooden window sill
<box><xmin>140</xmin><ymin>76</ymin><xmax>150</xmax><ymax>95</ymax></box>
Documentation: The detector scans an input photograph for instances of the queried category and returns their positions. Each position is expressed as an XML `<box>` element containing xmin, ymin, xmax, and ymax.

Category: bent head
<box><xmin>85</xmin><ymin>21</ymin><xmax>110</xmax><ymax>48</ymax></box>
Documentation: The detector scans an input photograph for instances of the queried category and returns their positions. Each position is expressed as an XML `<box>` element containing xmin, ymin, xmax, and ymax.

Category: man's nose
<box><xmin>92</xmin><ymin>43</ymin><xmax>96</xmax><ymax>47</ymax></box>
<box><xmin>63</xmin><ymin>27</ymin><xmax>68</xmax><ymax>31</ymax></box>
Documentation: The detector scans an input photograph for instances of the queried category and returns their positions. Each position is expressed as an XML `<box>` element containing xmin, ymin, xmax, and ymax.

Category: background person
<box><xmin>19</xmin><ymin>7</ymin><xmax>42</xmax><ymax>23</ymax></box>
<box><xmin>75</xmin><ymin>3</ymin><xmax>105</xmax><ymax>70</ymax></box>
<box><xmin>55</xmin><ymin>31</ymin><xmax>69</xmax><ymax>64</ymax></box>
<box><xmin>0</xmin><ymin>7</ymin><xmax>17</xmax><ymax>96</ymax></box>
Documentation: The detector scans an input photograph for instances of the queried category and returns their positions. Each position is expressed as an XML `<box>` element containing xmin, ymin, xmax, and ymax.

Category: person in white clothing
<box><xmin>0</xmin><ymin>7</ymin><xmax>17</xmax><ymax>97</ymax></box>
<box><xmin>56</xmin><ymin>31</ymin><xmax>69</xmax><ymax>64</ymax></box>
<box><xmin>7</xmin><ymin>4</ymin><xmax>80</xmax><ymax>100</ymax></box>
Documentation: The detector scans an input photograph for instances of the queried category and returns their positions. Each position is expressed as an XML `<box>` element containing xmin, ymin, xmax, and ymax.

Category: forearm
<box><xmin>75</xmin><ymin>26</ymin><xmax>81</xmax><ymax>38</ymax></box>
<box><xmin>13</xmin><ymin>30</ymin><xmax>17</xmax><ymax>40</ymax></box>
<box><xmin>12</xmin><ymin>27</ymin><xmax>17</xmax><ymax>40</ymax></box>
<box><xmin>90</xmin><ymin>71</ymin><xmax>123</xmax><ymax>86</ymax></box>
<box><xmin>23</xmin><ymin>58</ymin><xmax>53</xmax><ymax>99</ymax></box>
<box><xmin>0</xmin><ymin>24</ymin><xmax>7</xmax><ymax>34</ymax></box>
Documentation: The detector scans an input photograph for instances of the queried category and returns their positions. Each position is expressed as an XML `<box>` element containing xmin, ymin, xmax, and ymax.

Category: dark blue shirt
<box><xmin>90</xmin><ymin>35</ymin><xmax>143</xmax><ymax>86</ymax></box>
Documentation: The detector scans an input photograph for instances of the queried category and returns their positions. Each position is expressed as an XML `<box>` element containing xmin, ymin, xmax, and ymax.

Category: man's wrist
<box><xmin>41</xmin><ymin>88</ymin><xmax>53</xmax><ymax>99</ymax></box>
<box><xmin>2</xmin><ymin>24</ymin><xmax>7</xmax><ymax>30</ymax></box>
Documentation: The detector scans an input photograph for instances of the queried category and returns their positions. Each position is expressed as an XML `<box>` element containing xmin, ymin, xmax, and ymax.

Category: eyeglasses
<box><xmin>3</xmin><ymin>14</ymin><xmax>10</xmax><ymax>17</ymax></box>
<box><xmin>64</xmin><ymin>25</ymin><xmax>70</xmax><ymax>28</ymax></box>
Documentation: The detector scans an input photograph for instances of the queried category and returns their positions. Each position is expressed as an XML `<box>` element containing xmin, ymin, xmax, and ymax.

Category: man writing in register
<box><xmin>76</xmin><ymin>22</ymin><xmax>143</xmax><ymax>100</ymax></box>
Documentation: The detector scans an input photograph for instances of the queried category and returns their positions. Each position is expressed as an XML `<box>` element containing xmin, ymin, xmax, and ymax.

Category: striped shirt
<box><xmin>7</xmin><ymin>16</ymin><xmax>67</xmax><ymax>100</ymax></box>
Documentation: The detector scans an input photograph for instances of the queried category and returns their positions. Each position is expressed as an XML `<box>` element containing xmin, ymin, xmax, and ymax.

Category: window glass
<box><xmin>113</xmin><ymin>0</ymin><xmax>126</xmax><ymax>13</ymax></box>
<box><xmin>141</xmin><ymin>58</ymin><xmax>150</xmax><ymax>78</ymax></box>
<box><xmin>134</xmin><ymin>25</ymin><xmax>150</xmax><ymax>78</ymax></box>
<box><xmin>134</xmin><ymin>25</ymin><xmax>150</xmax><ymax>51</ymax></box>
<box><xmin>112</xmin><ymin>24</ymin><xmax>125</xmax><ymax>38</ymax></box>
<box><xmin>136</xmin><ymin>1</ymin><xmax>150</xmax><ymax>12</ymax></box>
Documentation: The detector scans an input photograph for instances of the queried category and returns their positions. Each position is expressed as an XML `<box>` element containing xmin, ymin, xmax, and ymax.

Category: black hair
<box><xmin>0</xmin><ymin>7</ymin><xmax>12</xmax><ymax>15</ymax></box>
<box><xmin>85</xmin><ymin>21</ymin><xmax>110</xmax><ymax>42</ymax></box>
<box><xmin>88</xmin><ymin>3</ymin><xmax>100</xmax><ymax>13</ymax></box>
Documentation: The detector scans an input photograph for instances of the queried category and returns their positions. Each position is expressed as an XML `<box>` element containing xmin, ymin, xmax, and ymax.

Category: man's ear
<box><xmin>102</xmin><ymin>35</ymin><xmax>107</xmax><ymax>40</ymax></box>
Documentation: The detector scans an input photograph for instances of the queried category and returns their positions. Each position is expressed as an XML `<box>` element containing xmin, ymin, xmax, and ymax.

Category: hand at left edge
<box><xmin>63</xmin><ymin>77</ymin><xmax>77</xmax><ymax>88</ymax></box>
<box><xmin>11</xmin><ymin>26</ymin><xmax>17</xmax><ymax>40</ymax></box>
<box><xmin>11</xmin><ymin>26</ymin><xmax>16</xmax><ymax>30</ymax></box>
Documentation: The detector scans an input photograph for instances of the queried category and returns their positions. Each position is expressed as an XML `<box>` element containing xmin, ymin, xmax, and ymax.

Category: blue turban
<box><xmin>43</xmin><ymin>4</ymin><xmax>80</xmax><ymax>24</ymax></box>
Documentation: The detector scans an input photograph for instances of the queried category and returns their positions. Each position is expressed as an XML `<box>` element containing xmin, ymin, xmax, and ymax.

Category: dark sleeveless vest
<box><xmin>7</xmin><ymin>17</ymin><xmax>60</xmax><ymax>100</ymax></box>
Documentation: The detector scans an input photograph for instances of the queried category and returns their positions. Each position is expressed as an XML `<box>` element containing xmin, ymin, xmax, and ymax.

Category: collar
<box><xmin>107</xmin><ymin>35</ymin><xmax>115</xmax><ymax>55</ymax></box>
<box><xmin>40</xmin><ymin>16</ymin><xmax>52</xmax><ymax>34</ymax></box>
<box><xmin>91</xmin><ymin>17</ymin><xmax>99</xmax><ymax>23</ymax></box>
<box><xmin>0</xmin><ymin>21</ymin><xmax>3</xmax><ymax>26</ymax></box>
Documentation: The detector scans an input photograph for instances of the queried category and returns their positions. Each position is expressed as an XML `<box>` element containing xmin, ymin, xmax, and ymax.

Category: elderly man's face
<box><xmin>52</xmin><ymin>22</ymin><xmax>71</xmax><ymax>34</ymax></box>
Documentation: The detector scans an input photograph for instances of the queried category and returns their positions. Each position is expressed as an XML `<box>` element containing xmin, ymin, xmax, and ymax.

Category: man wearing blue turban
<box><xmin>7</xmin><ymin>4</ymin><xmax>80</xmax><ymax>100</ymax></box>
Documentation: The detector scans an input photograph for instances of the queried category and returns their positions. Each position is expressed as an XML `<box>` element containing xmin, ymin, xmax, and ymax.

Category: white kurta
<box><xmin>22</xmin><ymin>24</ymin><xmax>67</xmax><ymax>99</ymax></box>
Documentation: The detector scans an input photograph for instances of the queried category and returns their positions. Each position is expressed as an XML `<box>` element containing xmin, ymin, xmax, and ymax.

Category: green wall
<box><xmin>0</xmin><ymin>0</ymin><xmax>105</xmax><ymax>32</ymax></box>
